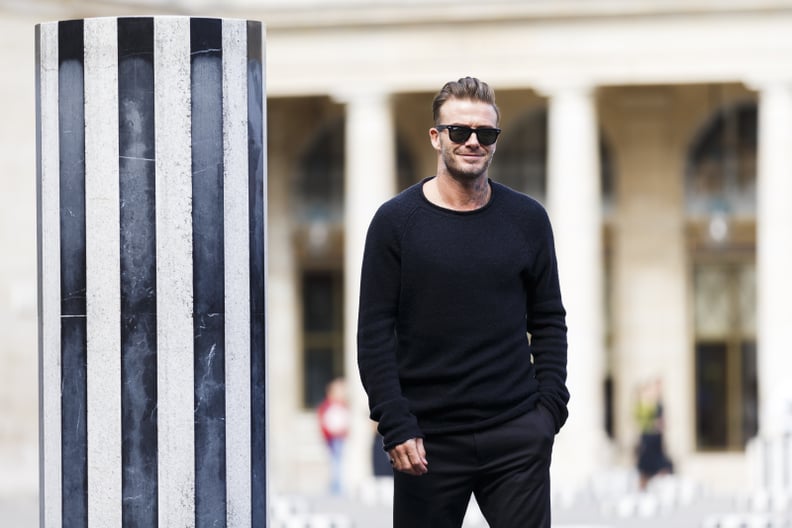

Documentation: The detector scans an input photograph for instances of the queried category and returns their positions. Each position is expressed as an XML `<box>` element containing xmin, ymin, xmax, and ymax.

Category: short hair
<box><xmin>432</xmin><ymin>77</ymin><xmax>500</xmax><ymax>125</ymax></box>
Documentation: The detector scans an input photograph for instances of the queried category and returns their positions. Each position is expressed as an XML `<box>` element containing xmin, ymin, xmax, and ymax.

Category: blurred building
<box><xmin>3</xmin><ymin>0</ymin><xmax>792</xmax><ymax>504</ymax></box>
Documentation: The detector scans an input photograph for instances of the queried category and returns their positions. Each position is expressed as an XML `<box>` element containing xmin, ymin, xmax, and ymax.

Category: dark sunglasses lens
<box><xmin>442</xmin><ymin>126</ymin><xmax>499</xmax><ymax>145</ymax></box>
<box><xmin>447</xmin><ymin>127</ymin><xmax>473</xmax><ymax>143</ymax></box>
<box><xmin>476</xmin><ymin>129</ymin><xmax>499</xmax><ymax>145</ymax></box>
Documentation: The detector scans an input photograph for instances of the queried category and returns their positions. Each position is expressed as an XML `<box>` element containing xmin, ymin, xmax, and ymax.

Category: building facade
<box><xmin>3</xmin><ymin>0</ymin><xmax>792</xmax><ymax>503</ymax></box>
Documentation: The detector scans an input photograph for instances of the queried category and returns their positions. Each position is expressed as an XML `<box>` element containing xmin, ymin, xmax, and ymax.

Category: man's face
<box><xmin>430</xmin><ymin>97</ymin><xmax>499</xmax><ymax>181</ymax></box>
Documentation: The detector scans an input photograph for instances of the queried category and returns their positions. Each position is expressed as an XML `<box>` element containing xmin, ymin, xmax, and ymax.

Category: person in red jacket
<box><xmin>317</xmin><ymin>377</ymin><xmax>350</xmax><ymax>495</ymax></box>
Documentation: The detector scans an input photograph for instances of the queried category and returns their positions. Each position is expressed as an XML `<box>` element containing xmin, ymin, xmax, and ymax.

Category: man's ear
<box><xmin>429</xmin><ymin>127</ymin><xmax>441</xmax><ymax>150</ymax></box>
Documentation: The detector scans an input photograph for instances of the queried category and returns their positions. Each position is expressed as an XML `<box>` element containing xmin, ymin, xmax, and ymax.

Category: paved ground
<box><xmin>0</xmin><ymin>498</ymin><xmax>748</xmax><ymax>528</ymax></box>
<box><xmin>291</xmin><ymin>492</ymin><xmax>739</xmax><ymax>528</ymax></box>
<box><xmin>7</xmin><ymin>475</ymin><xmax>783</xmax><ymax>527</ymax></box>
<box><xmin>272</xmin><ymin>473</ymin><xmax>762</xmax><ymax>528</ymax></box>
<box><xmin>0</xmin><ymin>495</ymin><xmax>37</xmax><ymax>527</ymax></box>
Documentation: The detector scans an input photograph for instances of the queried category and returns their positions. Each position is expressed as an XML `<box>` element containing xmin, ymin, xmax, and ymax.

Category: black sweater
<box><xmin>357</xmin><ymin>178</ymin><xmax>569</xmax><ymax>451</ymax></box>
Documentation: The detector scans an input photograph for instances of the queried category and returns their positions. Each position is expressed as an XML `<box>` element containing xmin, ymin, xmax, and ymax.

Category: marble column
<box><xmin>339</xmin><ymin>90</ymin><xmax>397</xmax><ymax>491</ymax></box>
<box><xmin>755</xmin><ymin>81</ymin><xmax>792</xmax><ymax>439</ymax></box>
<box><xmin>36</xmin><ymin>17</ymin><xmax>267</xmax><ymax>527</ymax></box>
<box><xmin>544</xmin><ymin>83</ymin><xmax>608</xmax><ymax>484</ymax></box>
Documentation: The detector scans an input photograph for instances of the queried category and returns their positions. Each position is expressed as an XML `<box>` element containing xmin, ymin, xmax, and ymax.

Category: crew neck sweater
<box><xmin>357</xmin><ymin>177</ymin><xmax>569</xmax><ymax>451</ymax></box>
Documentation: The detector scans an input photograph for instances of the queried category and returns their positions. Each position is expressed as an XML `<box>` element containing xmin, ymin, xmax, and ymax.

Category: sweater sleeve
<box><xmin>526</xmin><ymin>210</ymin><xmax>570</xmax><ymax>433</ymax></box>
<box><xmin>357</xmin><ymin>204</ymin><xmax>423</xmax><ymax>451</ymax></box>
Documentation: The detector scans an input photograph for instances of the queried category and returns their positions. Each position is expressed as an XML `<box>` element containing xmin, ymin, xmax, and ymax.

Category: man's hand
<box><xmin>388</xmin><ymin>438</ymin><xmax>428</xmax><ymax>475</ymax></box>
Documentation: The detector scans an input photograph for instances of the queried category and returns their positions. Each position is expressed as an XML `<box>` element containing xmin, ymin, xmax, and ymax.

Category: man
<box><xmin>357</xmin><ymin>77</ymin><xmax>569</xmax><ymax>528</ymax></box>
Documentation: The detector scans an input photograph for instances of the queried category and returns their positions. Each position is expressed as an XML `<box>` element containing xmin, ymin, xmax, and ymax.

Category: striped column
<box><xmin>35</xmin><ymin>17</ymin><xmax>267</xmax><ymax>527</ymax></box>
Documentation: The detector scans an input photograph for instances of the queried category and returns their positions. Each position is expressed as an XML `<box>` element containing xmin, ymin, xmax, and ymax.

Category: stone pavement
<box><xmin>271</xmin><ymin>471</ymin><xmax>792</xmax><ymax>528</ymax></box>
<box><xmin>0</xmin><ymin>495</ymin><xmax>37</xmax><ymax>527</ymax></box>
<box><xmin>277</xmin><ymin>493</ymin><xmax>739</xmax><ymax>528</ymax></box>
<box><xmin>8</xmin><ymin>472</ymin><xmax>791</xmax><ymax>527</ymax></box>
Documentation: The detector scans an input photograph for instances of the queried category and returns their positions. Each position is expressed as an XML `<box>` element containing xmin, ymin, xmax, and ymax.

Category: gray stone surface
<box><xmin>269</xmin><ymin>473</ymin><xmax>764</xmax><ymax>528</ymax></box>
<box><xmin>0</xmin><ymin>496</ymin><xmax>37</xmax><ymax>527</ymax></box>
<box><xmin>4</xmin><ymin>486</ymin><xmax>778</xmax><ymax>528</ymax></box>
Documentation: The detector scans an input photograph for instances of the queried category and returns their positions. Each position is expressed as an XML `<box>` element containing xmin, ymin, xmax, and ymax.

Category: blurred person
<box><xmin>357</xmin><ymin>77</ymin><xmax>569</xmax><ymax>528</ymax></box>
<box><xmin>317</xmin><ymin>377</ymin><xmax>350</xmax><ymax>495</ymax></box>
<box><xmin>635</xmin><ymin>378</ymin><xmax>673</xmax><ymax>490</ymax></box>
<box><xmin>371</xmin><ymin>426</ymin><xmax>394</xmax><ymax>477</ymax></box>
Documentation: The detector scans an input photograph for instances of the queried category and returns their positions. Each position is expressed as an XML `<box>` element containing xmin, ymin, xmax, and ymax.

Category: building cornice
<box><xmin>246</xmin><ymin>0</ymin><xmax>792</xmax><ymax>30</ymax></box>
<box><xmin>8</xmin><ymin>0</ymin><xmax>792</xmax><ymax>28</ymax></box>
<box><xmin>10</xmin><ymin>0</ymin><xmax>792</xmax><ymax>98</ymax></box>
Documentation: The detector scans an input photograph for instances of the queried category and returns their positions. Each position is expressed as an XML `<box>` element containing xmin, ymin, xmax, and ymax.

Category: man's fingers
<box><xmin>406</xmin><ymin>448</ymin><xmax>428</xmax><ymax>474</ymax></box>
<box><xmin>389</xmin><ymin>438</ymin><xmax>428</xmax><ymax>475</ymax></box>
<box><xmin>415</xmin><ymin>437</ymin><xmax>428</xmax><ymax>464</ymax></box>
<box><xmin>393</xmin><ymin>445</ymin><xmax>415</xmax><ymax>470</ymax></box>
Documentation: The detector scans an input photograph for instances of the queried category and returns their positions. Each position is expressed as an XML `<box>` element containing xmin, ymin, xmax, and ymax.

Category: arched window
<box><xmin>396</xmin><ymin>137</ymin><xmax>420</xmax><ymax>192</ymax></box>
<box><xmin>686</xmin><ymin>99</ymin><xmax>758</xmax><ymax>451</ymax></box>
<box><xmin>489</xmin><ymin>110</ymin><xmax>547</xmax><ymax>200</ymax></box>
<box><xmin>294</xmin><ymin>118</ymin><xmax>419</xmax><ymax>226</ymax></box>
<box><xmin>294</xmin><ymin>117</ymin><xmax>417</xmax><ymax>407</ymax></box>
<box><xmin>686</xmin><ymin>102</ymin><xmax>757</xmax><ymax>219</ymax></box>
<box><xmin>296</xmin><ymin>117</ymin><xmax>345</xmax><ymax>227</ymax></box>
<box><xmin>489</xmin><ymin>109</ymin><xmax>615</xmax><ymax>209</ymax></box>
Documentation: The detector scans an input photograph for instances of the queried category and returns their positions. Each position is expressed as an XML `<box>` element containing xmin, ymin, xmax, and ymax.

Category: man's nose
<box><xmin>464</xmin><ymin>131</ymin><xmax>481</xmax><ymax>146</ymax></box>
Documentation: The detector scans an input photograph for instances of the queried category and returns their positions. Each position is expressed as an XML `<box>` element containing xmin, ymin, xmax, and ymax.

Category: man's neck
<box><xmin>423</xmin><ymin>173</ymin><xmax>491</xmax><ymax>211</ymax></box>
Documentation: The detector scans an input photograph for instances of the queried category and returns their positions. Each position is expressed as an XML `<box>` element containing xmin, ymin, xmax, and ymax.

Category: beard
<box><xmin>440</xmin><ymin>144</ymin><xmax>494</xmax><ymax>181</ymax></box>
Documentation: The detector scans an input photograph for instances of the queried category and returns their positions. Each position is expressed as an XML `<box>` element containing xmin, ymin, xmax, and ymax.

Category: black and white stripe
<box><xmin>36</xmin><ymin>16</ymin><xmax>267</xmax><ymax>528</ymax></box>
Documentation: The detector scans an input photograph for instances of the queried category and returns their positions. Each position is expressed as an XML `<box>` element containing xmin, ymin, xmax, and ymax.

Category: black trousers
<box><xmin>393</xmin><ymin>405</ymin><xmax>556</xmax><ymax>528</ymax></box>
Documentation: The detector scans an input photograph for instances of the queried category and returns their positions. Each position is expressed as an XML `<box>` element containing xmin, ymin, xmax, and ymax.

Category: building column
<box><xmin>756</xmin><ymin>81</ymin><xmax>792</xmax><ymax>438</ymax></box>
<box><xmin>339</xmin><ymin>90</ymin><xmax>397</xmax><ymax>492</ymax></box>
<box><xmin>36</xmin><ymin>17</ymin><xmax>266</xmax><ymax>527</ymax></box>
<box><xmin>543</xmin><ymin>84</ymin><xmax>609</xmax><ymax>486</ymax></box>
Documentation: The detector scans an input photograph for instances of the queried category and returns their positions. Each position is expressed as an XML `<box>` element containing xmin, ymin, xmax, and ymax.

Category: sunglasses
<box><xmin>435</xmin><ymin>124</ymin><xmax>501</xmax><ymax>146</ymax></box>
